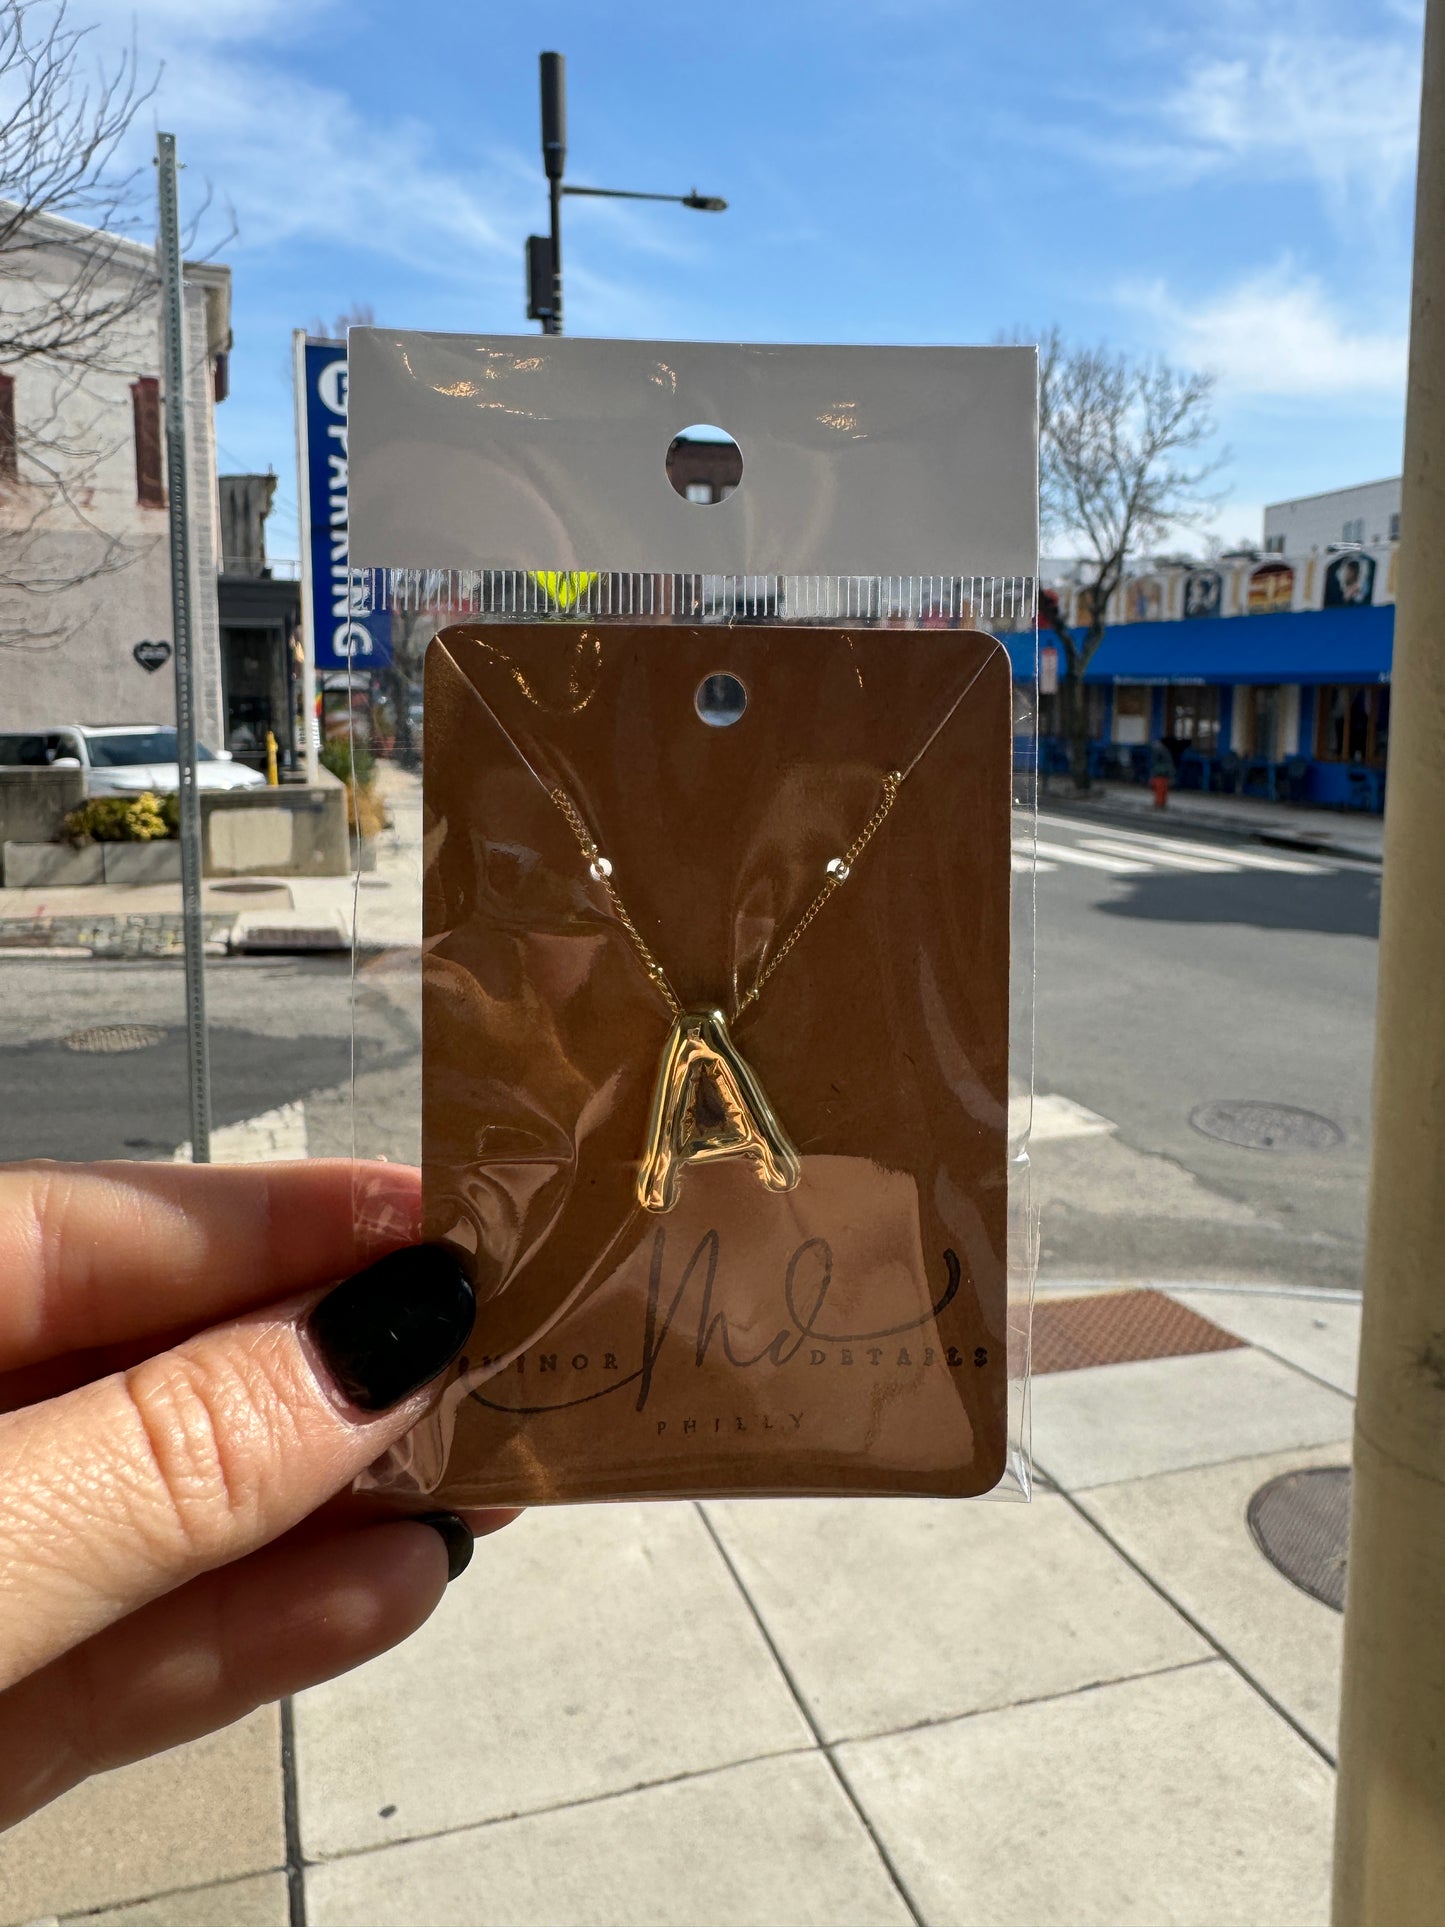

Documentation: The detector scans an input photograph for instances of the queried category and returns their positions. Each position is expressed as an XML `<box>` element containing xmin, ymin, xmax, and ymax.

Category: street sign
<box><xmin>297</xmin><ymin>338</ymin><xmax>392</xmax><ymax>674</ymax></box>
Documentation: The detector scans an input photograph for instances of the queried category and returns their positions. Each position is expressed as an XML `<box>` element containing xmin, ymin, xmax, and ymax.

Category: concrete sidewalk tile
<box><xmin>0</xmin><ymin>1708</ymin><xmax>283</xmax><ymax>1924</ymax></box>
<box><xmin>1031</xmin><ymin>1346</ymin><xmax>1353</xmax><ymax>1490</ymax></box>
<box><xmin>305</xmin><ymin>1753</ymin><xmax>912</xmax><ymax>1927</ymax></box>
<box><xmin>705</xmin><ymin>1492</ymin><xmax>1205</xmax><ymax>1742</ymax></box>
<box><xmin>1168</xmin><ymin>1290</ymin><xmax>1361</xmax><ymax>1395</ymax></box>
<box><xmin>835</xmin><ymin>1663</ymin><xmax>1334</xmax><ymax>1927</ymax></box>
<box><xmin>1081</xmin><ymin>1443</ymin><xmax>1348</xmax><ymax>1754</ymax></box>
<box><xmin>60</xmin><ymin>1872</ymin><xmax>289</xmax><ymax>1926</ymax></box>
<box><xmin>293</xmin><ymin>1503</ymin><xmax>811</xmax><ymax>1862</ymax></box>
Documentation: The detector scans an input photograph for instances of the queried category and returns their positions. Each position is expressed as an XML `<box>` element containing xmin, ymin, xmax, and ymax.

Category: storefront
<box><xmin>1028</xmin><ymin>603</ymin><xmax>1393</xmax><ymax>809</ymax></box>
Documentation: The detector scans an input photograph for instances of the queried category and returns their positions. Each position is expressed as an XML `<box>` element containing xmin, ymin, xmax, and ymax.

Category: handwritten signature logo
<box><xmin>469</xmin><ymin>1226</ymin><xmax>964</xmax><ymax>1418</ymax></box>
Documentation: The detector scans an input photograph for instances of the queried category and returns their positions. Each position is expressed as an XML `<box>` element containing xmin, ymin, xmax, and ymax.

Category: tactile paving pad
<box><xmin>1029</xmin><ymin>1289</ymin><xmax>1245</xmax><ymax>1376</ymax></box>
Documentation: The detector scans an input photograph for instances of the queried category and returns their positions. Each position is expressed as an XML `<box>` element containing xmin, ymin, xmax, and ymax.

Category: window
<box><xmin>1264</xmin><ymin>533</ymin><xmax>1285</xmax><ymax>554</ymax></box>
<box><xmin>1342</xmin><ymin>517</ymin><xmax>1365</xmax><ymax>544</ymax></box>
<box><xmin>1236</xmin><ymin>685</ymin><xmax>1282</xmax><ymax>760</ymax></box>
<box><xmin>81</xmin><ymin>727</ymin><xmax>217</xmax><ymax>766</ymax></box>
<box><xmin>0</xmin><ymin>731</ymin><xmax>80</xmax><ymax>766</ymax></box>
<box><xmin>1315</xmin><ymin>684</ymin><xmax>1390</xmax><ymax>765</ymax></box>
<box><xmin>683</xmin><ymin>481</ymin><xmax>713</xmax><ymax>505</ymax></box>
<box><xmin>1165</xmin><ymin>685</ymin><xmax>1221</xmax><ymax>753</ymax></box>
<box><xmin>1113</xmin><ymin>684</ymin><xmax>1151</xmax><ymax>746</ymax></box>
<box><xmin>1389</xmin><ymin>511</ymin><xmax>1401</xmax><ymax>542</ymax></box>
<box><xmin>131</xmin><ymin>377</ymin><xmax>165</xmax><ymax>508</ymax></box>
<box><xmin>0</xmin><ymin>372</ymin><xmax>14</xmax><ymax>480</ymax></box>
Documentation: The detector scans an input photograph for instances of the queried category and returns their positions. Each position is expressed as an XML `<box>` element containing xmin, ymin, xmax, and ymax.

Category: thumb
<box><xmin>0</xmin><ymin>1244</ymin><xmax>473</xmax><ymax>1689</ymax></box>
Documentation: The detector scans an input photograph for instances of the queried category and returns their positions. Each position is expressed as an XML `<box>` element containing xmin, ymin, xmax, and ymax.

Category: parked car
<box><xmin>0</xmin><ymin>726</ymin><xmax>266</xmax><ymax>797</ymax></box>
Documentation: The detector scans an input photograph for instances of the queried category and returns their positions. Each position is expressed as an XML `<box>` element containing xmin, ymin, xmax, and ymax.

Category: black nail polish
<box><xmin>415</xmin><ymin>1511</ymin><xmax>474</xmax><ymax>1582</ymax></box>
<box><xmin>308</xmin><ymin>1244</ymin><xmax>474</xmax><ymax>1413</ymax></box>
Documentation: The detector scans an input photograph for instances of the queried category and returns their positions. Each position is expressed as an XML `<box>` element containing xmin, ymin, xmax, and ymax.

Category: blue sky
<box><xmin>85</xmin><ymin>0</ymin><xmax>1423</xmax><ymax>562</ymax></box>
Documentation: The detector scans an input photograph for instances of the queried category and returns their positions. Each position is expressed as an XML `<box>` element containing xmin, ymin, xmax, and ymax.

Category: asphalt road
<box><xmin>1028</xmin><ymin>807</ymin><xmax>1379</xmax><ymax>1289</ymax></box>
<box><xmin>0</xmin><ymin>807</ymin><xmax>1380</xmax><ymax>1289</ymax></box>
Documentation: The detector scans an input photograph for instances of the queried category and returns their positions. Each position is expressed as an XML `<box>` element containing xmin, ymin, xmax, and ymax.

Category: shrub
<box><xmin>64</xmin><ymin>792</ymin><xmax>176</xmax><ymax>844</ymax></box>
<box><xmin>320</xmin><ymin>735</ymin><xmax>386</xmax><ymax>837</ymax></box>
<box><xmin>320</xmin><ymin>736</ymin><xmax>376</xmax><ymax>790</ymax></box>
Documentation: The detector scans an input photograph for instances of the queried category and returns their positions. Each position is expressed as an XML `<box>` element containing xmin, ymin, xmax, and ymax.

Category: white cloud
<box><xmin>1130</xmin><ymin>265</ymin><xmax>1407</xmax><ymax>399</ymax></box>
<box><xmin>1161</xmin><ymin>35</ymin><xmax>1422</xmax><ymax>211</ymax></box>
<box><xmin>70</xmin><ymin>2</ymin><xmax>693</xmax><ymax>312</ymax></box>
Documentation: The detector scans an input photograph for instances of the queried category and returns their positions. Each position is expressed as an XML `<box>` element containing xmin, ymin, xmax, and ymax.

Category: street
<box><xmin>1028</xmin><ymin>807</ymin><xmax>1379</xmax><ymax>1289</ymax></box>
<box><xmin>0</xmin><ymin>807</ymin><xmax>1379</xmax><ymax>1291</ymax></box>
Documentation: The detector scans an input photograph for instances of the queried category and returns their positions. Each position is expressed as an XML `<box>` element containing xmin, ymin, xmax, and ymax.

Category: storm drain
<box><xmin>64</xmin><ymin>1023</ymin><xmax>168</xmax><ymax>1053</ymax></box>
<box><xmin>1030</xmin><ymin>1289</ymin><xmax>1244</xmax><ymax>1375</ymax></box>
<box><xmin>1248</xmin><ymin>1465</ymin><xmax>1351</xmax><ymax>1612</ymax></box>
<box><xmin>1190</xmin><ymin>1100</ymin><xmax>1343</xmax><ymax>1152</ymax></box>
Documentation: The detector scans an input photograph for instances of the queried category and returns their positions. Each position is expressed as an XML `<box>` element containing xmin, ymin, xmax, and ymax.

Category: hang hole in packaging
<box><xmin>343</xmin><ymin>333</ymin><xmax>1041</xmax><ymax>1509</ymax></box>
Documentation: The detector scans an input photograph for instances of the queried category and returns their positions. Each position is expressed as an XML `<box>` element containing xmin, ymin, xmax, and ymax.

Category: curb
<box><xmin>1037</xmin><ymin>794</ymin><xmax>1383</xmax><ymax>865</ymax></box>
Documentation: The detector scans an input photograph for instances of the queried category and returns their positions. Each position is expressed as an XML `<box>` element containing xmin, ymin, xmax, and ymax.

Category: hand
<box><xmin>0</xmin><ymin>1159</ymin><xmax>511</xmax><ymax>1829</ymax></box>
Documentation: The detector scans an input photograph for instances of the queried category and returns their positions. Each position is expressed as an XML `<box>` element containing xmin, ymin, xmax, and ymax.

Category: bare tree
<box><xmin>305</xmin><ymin>303</ymin><xmax>376</xmax><ymax>341</ymax></box>
<box><xmin>0</xmin><ymin>0</ymin><xmax>160</xmax><ymax>648</ymax></box>
<box><xmin>1031</xmin><ymin>329</ymin><xmax>1224</xmax><ymax>788</ymax></box>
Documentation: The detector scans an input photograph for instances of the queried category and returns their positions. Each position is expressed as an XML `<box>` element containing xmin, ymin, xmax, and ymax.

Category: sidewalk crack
<box><xmin>692</xmin><ymin>1500</ymin><xmax>928</xmax><ymax>1927</ymax></box>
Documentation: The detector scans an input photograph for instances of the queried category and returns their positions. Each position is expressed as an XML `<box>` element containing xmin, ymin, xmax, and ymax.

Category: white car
<box><xmin>0</xmin><ymin>725</ymin><xmax>267</xmax><ymax>797</ymax></box>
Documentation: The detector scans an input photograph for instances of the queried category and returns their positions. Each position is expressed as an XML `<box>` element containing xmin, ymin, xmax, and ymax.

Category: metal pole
<box><xmin>541</xmin><ymin>51</ymin><xmax>566</xmax><ymax>335</ymax></box>
<box><xmin>548</xmin><ymin>174</ymin><xmax>563</xmax><ymax>336</ymax></box>
<box><xmin>155</xmin><ymin>131</ymin><xmax>211</xmax><ymax>1165</ymax></box>
<box><xmin>293</xmin><ymin>329</ymin><xmax>321</xmax><ymax>783</ymax></box>
<box><xmin>1332</xmin><ymin>3</ymin><xmax>1445</xmax><ymax>1919</ymax></box>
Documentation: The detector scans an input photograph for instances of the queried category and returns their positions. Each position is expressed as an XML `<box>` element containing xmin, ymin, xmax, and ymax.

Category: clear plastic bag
<box><xmin>343</xmin><ymin>333</ymin><xmax>1039</xmax><ymax>1506</ymax></box>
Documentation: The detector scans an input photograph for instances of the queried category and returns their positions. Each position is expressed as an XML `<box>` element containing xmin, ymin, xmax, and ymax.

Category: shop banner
<box><xmin>298</xmin><ymin>338</ymin><xmax>392</xmax><ymax>671</ymax></box>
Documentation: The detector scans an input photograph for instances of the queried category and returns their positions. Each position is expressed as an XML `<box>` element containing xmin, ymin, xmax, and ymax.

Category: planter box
<box><xmin>2</xmin><ymin>840</ymin><xmax>103</xmax><ymax>887</ymax></box>
<box><xmin>203</xmin><ymin>783</ymin><xmax>349</xmax><ymax>877</ymax></box>
<box><xmin>102</xmin><ymin>841</ymin><xmax>181</xmax><ymax>884</ymax></box>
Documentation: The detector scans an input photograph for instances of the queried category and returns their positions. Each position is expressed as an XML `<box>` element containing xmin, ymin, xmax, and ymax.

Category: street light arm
<box><xmin>562</xmin><ymin>184</ymin><xmax>728</xmax><ymax>211</ymax></box>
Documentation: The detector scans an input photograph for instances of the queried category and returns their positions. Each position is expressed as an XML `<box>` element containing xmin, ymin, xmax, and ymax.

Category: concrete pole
<box><xmin>1332</xmin><ymin>4</ymin><xmax>1445</xmax><ymax>1920</ymax></box>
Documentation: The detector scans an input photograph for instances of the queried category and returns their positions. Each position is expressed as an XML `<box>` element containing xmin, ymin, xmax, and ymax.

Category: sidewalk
<box><xmin>1</xmin><ymin>1275</ymin><xmax>1355</xmax><ymax>1927</ymax></box>
<box><xmin>1038</xmin><ymin>779</ymin><xmax>1384</xmax><ymax>863</ymax></box>
<box><xmin>0</xmin><ymin>767</ymin><xmax>424</xmax><ymax>957</ymax></box>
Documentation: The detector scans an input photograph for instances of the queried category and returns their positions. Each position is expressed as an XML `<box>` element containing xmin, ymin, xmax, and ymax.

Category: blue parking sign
<box><xmin>300</xmin><ymin>339</ymin><xmax>392</xmax><ymax>671</ymax></box>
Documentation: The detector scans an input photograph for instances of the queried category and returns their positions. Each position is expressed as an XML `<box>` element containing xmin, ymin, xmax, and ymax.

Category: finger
<box><xmin>0</xmin><ymin>1244</ymin><xmax>473</xmax><ymax>1689</ymax></box>
<box><xmin>0</xmin><ymin>1158</ymin><xmax>420</xmax><ymax>1372</ymax></box>
<box><xmin>0</xmin><ymin>1518</ymin><xmax>465</xmax><ymax>1828</ymax></box>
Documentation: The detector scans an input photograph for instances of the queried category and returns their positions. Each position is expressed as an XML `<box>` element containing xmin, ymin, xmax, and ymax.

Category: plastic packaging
<box><xmin>344</xmin><ymin>333</ymin><xmax>1039</xmax><ymax>1506</ymax></box>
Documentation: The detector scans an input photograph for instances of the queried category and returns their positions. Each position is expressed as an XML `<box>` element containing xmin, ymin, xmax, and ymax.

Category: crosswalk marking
<box><xmin>1079</xmin><ymin>836</ymin><xmax>1237</xmax><ymax>874</ymax></box>
<box><xmin>1035</xmin><ymin>815</ymin><xmax>1324</xmax><ymax>876</ymax></box>
<box><xmin>1029</xmin><ymin>837</ymin><xmax>1152</xmax><ymax>875</ymax></box>
<box><xmin>174</xmin><ymin>1100</ymin><xmax>308</xmax><ymax>1165</ymax></box>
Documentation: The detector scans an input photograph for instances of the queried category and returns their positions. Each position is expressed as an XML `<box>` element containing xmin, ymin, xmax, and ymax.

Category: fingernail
<box><xmin>307</xmin><ymin>1244</ymin><xmax>474</xmax><ymax>1413</ymax></box>
<box><xmin>415</xmin><ymin>1511</ymin><xmax>474</xmax><ymax>1582</ymax></box>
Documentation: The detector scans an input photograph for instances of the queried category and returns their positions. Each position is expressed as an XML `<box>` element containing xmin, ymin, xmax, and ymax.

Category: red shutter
<box><xmin>0</xmin><ymin>373</ymin><xmax>15</xmax><ymax>481</ymax></box>
<box><xmin>132</xmin><ymin>377</ymin><xmax>166</xmax><ymax>508</ymax></box>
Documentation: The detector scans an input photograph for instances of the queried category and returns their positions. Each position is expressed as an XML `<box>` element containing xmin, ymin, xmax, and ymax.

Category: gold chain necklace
<box><xmin>550</xmin><ymin>770</ymin><xmax>904</xmax><ymax>1213</ymax></box>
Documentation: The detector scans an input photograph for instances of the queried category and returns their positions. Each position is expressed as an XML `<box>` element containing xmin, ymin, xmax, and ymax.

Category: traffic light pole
<box><xmin>541</xmin><ymin>51</ymin><xmax>565</xmax><ymax>335</ymax></box>
<box><xmin>527</xmin><ymin>51</ymin><xmax>725</xmax><ymax>334</ymax></box>
<box><xmin>547</xmin><ymin>172</ymin><xmax>563</xmax><ymax>336</ymax></box>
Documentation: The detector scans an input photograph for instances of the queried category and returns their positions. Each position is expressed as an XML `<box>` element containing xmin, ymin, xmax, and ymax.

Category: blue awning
<box><xmin>1012</xmin><ymin>603</ymin><xmax>1394</xmax><ymax>684</ymax></box>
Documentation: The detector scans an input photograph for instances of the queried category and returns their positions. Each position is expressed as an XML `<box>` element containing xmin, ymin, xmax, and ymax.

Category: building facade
<box><xmin>217</xmin><ymin>473</ymin><xmax>303</xmax><ymax>773</ymax></box>
<box><xmin>1263</xmin><ymin>477</ymin><xmax>1400</xmax><ymax>554</ymax></box>
<box><xmin>0</xmin><ymin>207</ymin><xmax>231</xmax><ymax>744</ymax></box>
<box><xmin>1034</xmin><ymin>492</ymin><xmax>1395</xmax><ymax>809</ymax></box>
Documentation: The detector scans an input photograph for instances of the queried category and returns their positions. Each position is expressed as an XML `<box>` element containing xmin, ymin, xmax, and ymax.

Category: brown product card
<box><xmin>416</xmin><ymin>621</ymin><xmax>1012</xmax><ymax>1505</ymax></box>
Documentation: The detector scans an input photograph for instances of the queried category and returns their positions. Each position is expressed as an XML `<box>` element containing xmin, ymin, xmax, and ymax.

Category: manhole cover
<box><xmin>64</xmin><ymin>1023</ymin><xmax>168</xmax><ymax>1053</ymax></box>
<box><xmin>1190</xmin><ymin>1100</ymin><xmax>1343</xmax><ymax>1152</ymax></box>
<box><xmin>1248</xmin><ymin>1465</ymin><xmax>1351</xmax><ymax>1611</ymax></box>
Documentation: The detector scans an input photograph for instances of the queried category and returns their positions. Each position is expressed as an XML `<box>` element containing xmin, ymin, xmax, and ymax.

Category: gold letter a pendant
<box><xmin>638</xmin><ymin>1008</ymin><xmax>802</xmax><ymax>1214</ymax></box>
